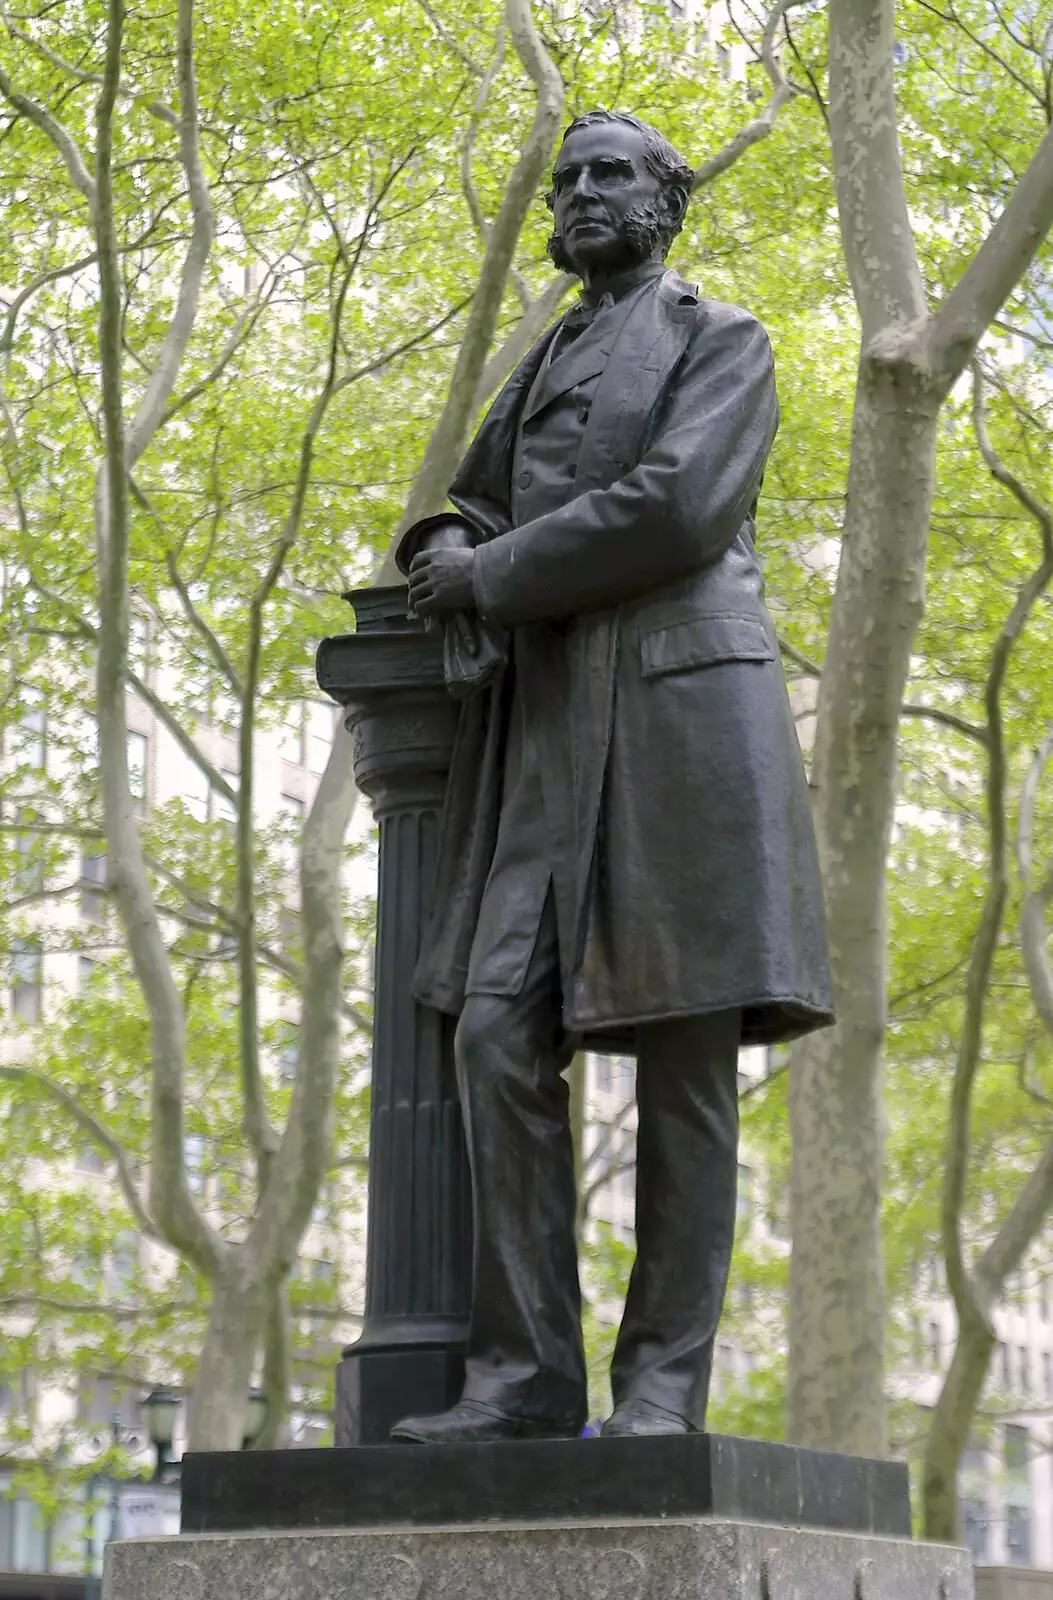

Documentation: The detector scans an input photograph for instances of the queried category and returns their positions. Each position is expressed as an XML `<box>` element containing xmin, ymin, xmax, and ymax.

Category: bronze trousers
<box><xmin>457</xmin><ymin>889</ymin><xmax>741</xmax><ymax>1430</ymax></box>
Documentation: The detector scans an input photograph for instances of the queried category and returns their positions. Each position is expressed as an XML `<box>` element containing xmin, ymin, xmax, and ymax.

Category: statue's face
<box><xmin>549</xmin><ymin>122</ymin><xmax>666</xmax><ymax>274</ymax></box>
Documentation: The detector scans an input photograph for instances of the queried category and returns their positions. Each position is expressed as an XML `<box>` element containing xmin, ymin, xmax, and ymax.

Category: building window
<box><xmin>109</xmin><ymin>1235</ymin><xmax>138</xmax><ymax>1296</ymax></box>
<box><xmin>78</xmin><ymin>955</ymin><xmax>98</xmax><ymax>993</ymax></box>
<box><xmin>127</xmin><ymin>731</ymin><xmax>148</xmax><ymax>811</ymax></box>
<box><xmin>17</xmin><ymin>684</ymin><xmax>46</xmax><ymax>770</ymax></box>
<box><xmin>736</xmin><ymin>1176</ymin><xmax>752</xmax><ymax>1222</ymax></box>
<box><xmin>909</xmin><ymin>1313</ymin><xmax>922</xmax><ymax>1363</ymax></box>
<box><xmin>80</xmin><ymin>852</ymin><xmax>107</xmax><ymax>921</ymax></box>
<box><xmin>960</xmin><ymin>1440</ymin><xmax>985</xmax><ymax>1561</ymax></box>
<box><xmin>307</xmin><ymin>702</ymin><xmax>334</xmax><ymax>775</ymax></box>
<box><xmin>999</xmin><ymin>1341</ymin><xmax>1011</xmax><ymax>1388</ymax></box>
<box><xmin>1019</xmin><ymin>1345</ymin><xmax>1030</xmax><ymax>1394</ymax></box>
<box><xmin>1042</xmin><ymin>1351</ymin><xmax>1052</xmax><ymax>1399</ymax></box>
<box><xmin>181</xmin><ymin>759</ymin><xmax>209</xmax><ymax>823</ymax></box>
<box><xmin>10</xmin><ymin>939</ymin><xmax>41</xmax><ymax>1023</ymax></box>
<box><xmin>128</xmin><ymin>612</ymin><xmax>151</xmax><ymax>678</ymax></box>
<box><xmin>279</xmin><ymin>708</ymin><xmax>307</xmax><ymax>766</ymax></box>
<box><xmin>1007</xmin><ymin>1504</ymin><xmax>1032</xmax><ymax>1566</ymax></box>
<box><xmin>767</xmin><ymin>1182</ymin><xmax>791</xmax><ymax>1241</ymax></box>
<box><xmin>593</xmin><ymin>1055</ymin><xmax>613</xmax><ymax>1095</ymax></box>
<box><xmin>213</xmin><ymin>770</ymin><xmax>239</xmax><ymax>825</ymax></box>
<box><xmin>1040</xmin><ymin>1277</ymin><xmax>1050</xmax><ymax>1322</ymax></box>
<box><xmin>278</xmin><ymin>794</ymin><xmax>305</xmax><ymax>872</ymax></box>
<box><xmin>13</xmin><ymin>813</ymin><xmax>43</xmax><ymax>894</ymax></box>
<box><xmin>615</xmin><ymin>1156</ymin><xmax>635</xmax><ymax>1207</ymax></box>
<box><xmin>1005</xmin><ymin>1423</ymin><xmax>1032</xmax><ymax>1565</ymax></box>
<box><xmin>185</xmin><ymin>1132</ymin><xmax>205</xmax><ymax>1194</ymax></box>
<box><xmin>928</xmin><ymin>1321</ymin><xmax>942</xmax><ymax>1367</ymax></box>
<box><xmin>279</xmin><ymin>1023</ymin><xmax>299</xmax><ymax>1083</ymax></box>
<box><xmin>961</xmin><ymin>1497</ymin><xmax>988</xmax><ymax>1563</ymax></box>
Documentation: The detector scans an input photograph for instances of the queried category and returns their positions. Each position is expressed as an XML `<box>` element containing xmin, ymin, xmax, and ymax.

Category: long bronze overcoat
<box><xmin>399</xmin><ymin>270</ymin><xmax>833</xmax><ymax>1050</ymax></box>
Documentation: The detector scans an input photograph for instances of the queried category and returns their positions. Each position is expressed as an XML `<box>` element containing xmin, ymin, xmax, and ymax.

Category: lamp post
<box><xmin>139</xmin><ymin>1388</ymin><xmax>180</xmax><ymax>1482</ymax></box>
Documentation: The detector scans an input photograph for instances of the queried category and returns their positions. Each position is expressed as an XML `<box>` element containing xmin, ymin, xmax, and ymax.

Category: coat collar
<box><xmin>450</xmin><ymin>269</ymin><xmax>700</xmax><ymax>521</ymax></box>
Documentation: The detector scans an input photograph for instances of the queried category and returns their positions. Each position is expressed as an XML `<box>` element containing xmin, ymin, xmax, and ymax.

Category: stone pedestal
<box><xmin>177</xmin><ymin>1433</ymin><xmax>913</xmax><ymax>1539</ymax></box>
<box><xmin>103</xmin><ymin>1519</ymin><xmax>974</xmax><ymax>1600</ymax></box>
<box><xmin>975</xmin><ymin>1573</ymin><xmax>1053</xmax><ymax>1599</ymax></box>
<box><xmin>316</xmin><ymin>588</ymin><xmax>471</xmax><ymax>1445</ymax></box>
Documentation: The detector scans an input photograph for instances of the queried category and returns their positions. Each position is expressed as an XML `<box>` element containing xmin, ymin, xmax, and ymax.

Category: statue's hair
<box><xmin>546</xmin><ymin>110</ymin><xmax>694</xmax><ymax>247</ymax></box>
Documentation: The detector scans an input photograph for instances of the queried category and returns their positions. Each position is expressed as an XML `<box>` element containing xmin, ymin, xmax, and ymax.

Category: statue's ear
<box><xmin>666</xmin><ymin>183</ymin><xmax>690</xmax><ymax>233</ymax></box>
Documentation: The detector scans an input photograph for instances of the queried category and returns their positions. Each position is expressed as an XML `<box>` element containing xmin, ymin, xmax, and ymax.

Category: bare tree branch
<box><xmin>93</xmin><ymin>0</ymin><xmax>220</xmax><ymax>1281</ymax></box>
<box><xmin>414</xmin><ymin>0</ymin><xmax>485</xmax><ymax>74</ymax></box>
<box><xmin>1</xmin><ymin>14</ymin><xmax>178</xmax><ymax>126</ymax></box>
<box><xmin>472</xmin><ymin>272</ymin><xmax>575</xmax><ymax>410</ymax></box>
<box><xmin>460</xmin><ymin>21</ymin><xmax>531</xmax><ymax>312</ymax></box>
<box><xmin>0</xmin><ymin>1064</ymin><xmax>159</xmax><ymax>1241</ymax></box>
<box><xmin>778</xmin><ymin>634</ymin><xmax>988</xmax><ymax>744</ymax></box>
<box><xmin>0</xmin><ymin>59</ymin><xmax>96</xmax><ymax>210</ymax></box>
<box><xmin>378</xmin><ymin>0</ymin><xmax>563</xmax><ymax>576</ymax></box>
<box><xmin>942</xmin><ymin>363</ymin><xmax>1053</xmax><ymax>1339</ymax></box>
<box><xmin>124</xmin><ymin>0</ymin><xmax>214</xmax><ymax>465</ymax></box>
<box><xmin>245</xmin><ymin>723</ymin><xmax>360</xmax><ymax>1278</ymax></box>
<box><xmin>0</xmin><ymin>248</ymin><xmax>96</xmax><ymax>355</ymax></box>
<box><xmin>158</xmin><ymin>264</ymin><xmax>283</xmax><ymax>427</ymax></box>
<box><xmin>164</xmin><ymin>550</ymin><xmax>243</xmax><ymax>698</ymax></box>
<box><xmin>930</xmin><ymin>120</ymin><xmax>1053</xmax><ymax>379</ymax></box>
<box><xmin>692</xmin><ymin>0</ymin><xmax>808</xmax><ymax>190</ymax></box>
<box><xmin>1018</xmin><ymin>724</ymin><xmax>1053</xmax><ymax>1040</ymax></box>
<box><xmin>827</xmin><ymin>0</ymin><xmax>926</xmax><ymax>340</ymax></box>
<box><xmin>0</xmin><ymin>1293</ymin><xmax>194</xmax><ymax>1319</ymax></box>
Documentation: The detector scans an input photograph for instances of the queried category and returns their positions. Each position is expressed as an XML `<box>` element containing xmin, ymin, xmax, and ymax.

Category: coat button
<box><xmin>518</xmin><ymin>470</ymin><xmax>532</xmax><ymax>489</ymax></box>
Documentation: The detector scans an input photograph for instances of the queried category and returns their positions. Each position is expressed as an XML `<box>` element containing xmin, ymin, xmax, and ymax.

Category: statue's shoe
<box><xmin>391</xmin><ymin>1399</ymin><xmax>583</xmax><ymax>1444</ymax></box>
<box><xmin>600</xmin><ymin>1400</ymin><xmax>697</xmax><ymax>1438</ymax></box>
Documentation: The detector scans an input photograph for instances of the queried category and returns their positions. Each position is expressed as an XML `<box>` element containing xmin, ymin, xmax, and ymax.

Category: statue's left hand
<box><xmin>407</xmin><ymin>547</ymin><xmax>476</xmax><ymax>618</ymax></box>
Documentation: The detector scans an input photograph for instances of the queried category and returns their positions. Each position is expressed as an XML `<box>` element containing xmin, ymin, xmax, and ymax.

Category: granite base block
<box><xmin>975</xmin><ymin>1572</ymin><xmax>1053</xmax><ymax>1599</ymax></box>
<box><xmin>103</xmin><ymin>1518</ymin><xmax>974</xmax><ymax>1600</ymax></box>
<box><xmin>179</xmin><ymin>1433</ymin><xmax>911</xmax><ymax>1538</ymax></box>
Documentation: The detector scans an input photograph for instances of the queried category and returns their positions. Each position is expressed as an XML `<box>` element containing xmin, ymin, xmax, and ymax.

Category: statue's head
<box><xmin>545</xmin><ymin>111</ymin><xmax>693</xmax><ymax>278</ymax></box>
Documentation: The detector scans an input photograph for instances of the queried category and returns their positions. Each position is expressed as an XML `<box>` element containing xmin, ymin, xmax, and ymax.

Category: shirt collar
<box><xmin>578</xmin><ymin>258</ymin><xmax>666</xmax><ymax>311</ymax></box>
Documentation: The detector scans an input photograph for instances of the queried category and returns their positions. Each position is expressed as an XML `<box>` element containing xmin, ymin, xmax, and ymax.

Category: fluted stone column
<box><xmin>316</xmin><ymin>586</ymin><xmax>471</xmax><ymax>1445</ymax></box>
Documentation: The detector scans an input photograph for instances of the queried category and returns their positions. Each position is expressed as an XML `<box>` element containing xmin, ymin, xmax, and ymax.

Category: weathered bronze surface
<box><xmin>386</xmin><ymin>113</ymin><xmax>831</xmax><ymax>1444</ymax></box>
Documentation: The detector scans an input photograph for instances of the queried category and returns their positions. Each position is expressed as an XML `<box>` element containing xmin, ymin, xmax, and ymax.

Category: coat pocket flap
<box><xmin>639</xmin><ymin>614</ymin><xmax>775</xmax><ymax>678</ymax></box>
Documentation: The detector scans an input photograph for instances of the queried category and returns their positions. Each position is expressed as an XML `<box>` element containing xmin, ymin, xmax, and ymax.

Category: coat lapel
<box><xmin>574</xmin><ymin>270</ymin><xmax>698</xmax><ymax>492</ymax></box>
<box><xmin>449</xmin><ymin>326</ymin><xmax>559</xmax><ymax>536</ymax></box>
<box><xmin>521</xmin><ymin>324</ymin><xmax>615</xmax><ymax>424</ymax></box>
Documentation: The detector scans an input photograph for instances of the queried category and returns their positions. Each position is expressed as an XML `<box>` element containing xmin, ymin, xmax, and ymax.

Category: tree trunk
<box><xmin>921</xmin><ymin>1315</ymin><xmax>994</xmax><ymax>1542</ymax></box>
<box><xmin>185</xmin><ymin>1262</ymin><xmax>267</xmax><ymax>1450</ymax></box>
<box><xmin>788</xmin><ymin>360</ymin><xmax>941</xmax><ymax>1457</ymax></box>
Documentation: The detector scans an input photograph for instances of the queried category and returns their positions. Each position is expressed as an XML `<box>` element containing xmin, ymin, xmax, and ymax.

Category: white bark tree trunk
<box><xmin>787</xmin><ymin>0</ymin><xmax>1053</xmax><ymax>1454</ymax></box>
<box><xmin>789</xmin><ymin>370</ymin><xmax>940</xmax><ymax>1454</ymax></box>
<box><xmin>186</xmin><ymin>1264</ymin><xmax>268</xmax><ymax>1449</ymax></box>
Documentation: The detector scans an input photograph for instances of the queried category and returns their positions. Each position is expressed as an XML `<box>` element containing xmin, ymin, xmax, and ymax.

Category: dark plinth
<box><xmin>316</xmin><ymin>587</ymin><xmax>471</xmax><ymax>1445</ymax></box>
<box><xmin>180</xmin><ymin>1434</ymin><xmax>911</xmax><ymax>1539</ymax></box>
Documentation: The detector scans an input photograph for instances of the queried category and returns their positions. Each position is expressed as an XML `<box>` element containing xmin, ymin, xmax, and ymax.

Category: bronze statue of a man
<box><xmin>392</xmin><ymin>111</ymin><xmax>833</xmax><ymax>1443</ymax></box>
